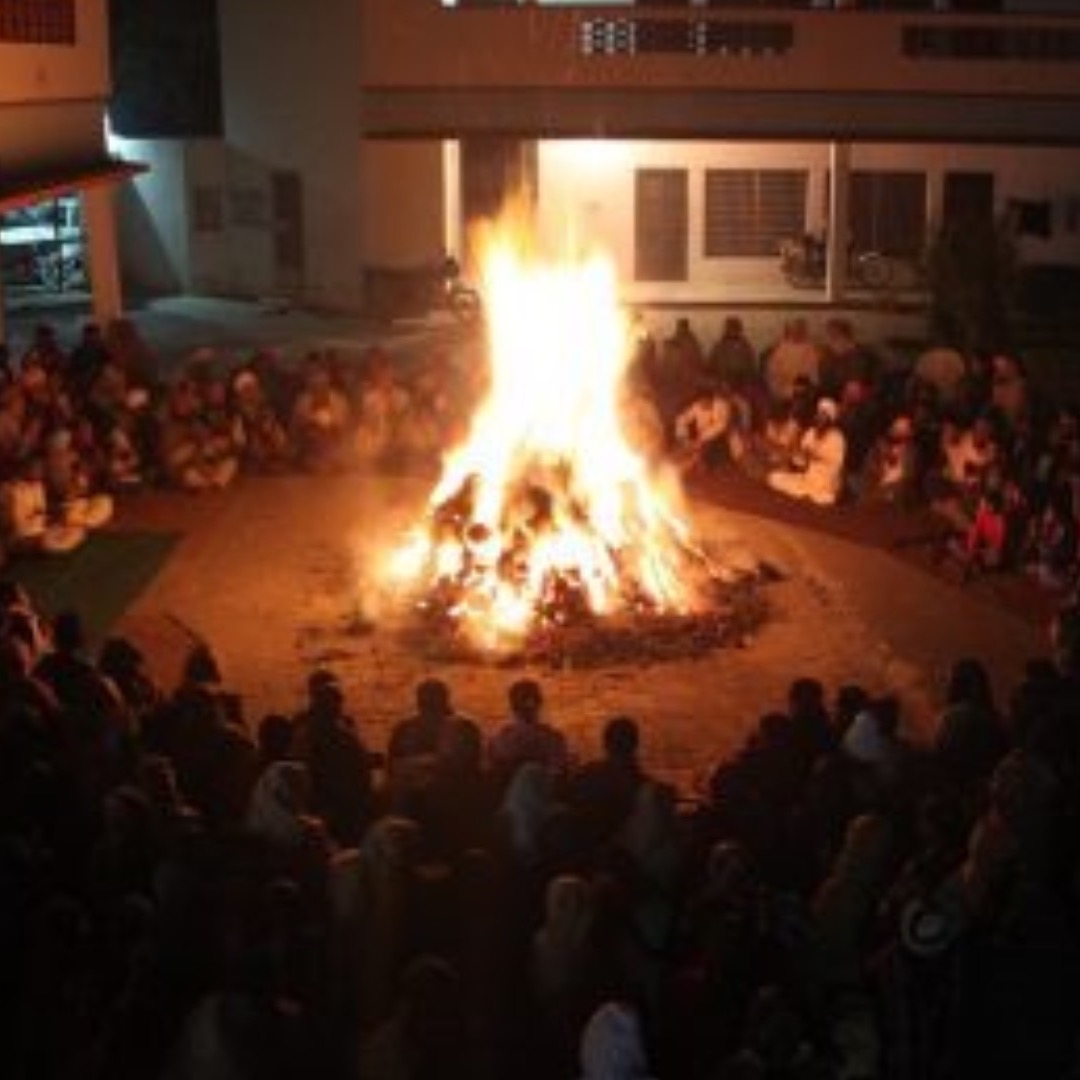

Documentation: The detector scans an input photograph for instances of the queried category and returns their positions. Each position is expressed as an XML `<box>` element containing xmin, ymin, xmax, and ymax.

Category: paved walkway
<box><xmin>4</xmin><ymin>293</ymin><xmax>461</xmax><ymax>373</ymax></box>
<box><xmin>5</xmin><ymin>291</ymin><xmax>929</xmax><ymax>375</ymax></box>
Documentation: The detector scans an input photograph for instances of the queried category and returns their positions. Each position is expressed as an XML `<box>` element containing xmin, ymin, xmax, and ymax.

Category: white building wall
<box><xmin>536</xmin><ymin>140</ymin><xmax>1080</xmax><ymax>299</ymax></box>
<box><xmin>538</xmin><ymin>141</ymin><xmax>822</xmax><ymax>299</ymax></box>
<box><xmin>107</xmin><ymin>136</ymin><xmax>238</xmax><ymax>299</ymax></box>
<box><xmin>0</xmin><ymin>0</ymin><xmax>109</xmax><ymax>108</ymax></box>
<box><xmin>0</xmin><ymin>100</ymin><xmax>108</xmax><ymax>172</ymax></box>
<box><xmin>882</xmin><ymin>143</ymin><xmax>1080</xmax><ymax>265</ymax></box>
<box><xmin>358</xmin><ymin>140</ymin><xmax>446</xmax><ymax>269</ymax></box>
<box><xmin>110</xmin><ymin>128</ymin><xmax>1080</xmax><ymax>308</ymax></box>
<box><xmin>0</xmin><ymin>0</ymin><xmax>131</xmax><ymax>327</ymax></box>
<box><xmin>0</xmin><ymin>0</ymin><xmax>111</xmax><ymax>170</ymax></box>
<box><xmin>0</xmin><ymin>0</ymin><xmax>111</xmax><ymax>173</ymax></box>
<box><xmin>108</xmin><ymin>136</ymin><xmax>192</xmax><ymax>294</ymax></box>
<box><xmin>218</xmin><ymin>0</ymin><xmax>362</xmax><ymax>309</ymax></box>
<box><xmin>219</xmin><ymin>147</ymin><xmax>273</xmax><ymax>300</ymax></box>
<box><xmin>186</xmin><ymin>141</ymin><xmax>230</xmax><ymax>295</ymax></box>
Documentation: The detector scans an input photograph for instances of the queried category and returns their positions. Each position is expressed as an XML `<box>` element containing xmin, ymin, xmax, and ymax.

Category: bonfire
<box><xmin>382</xmin><ymin>216</ymin><xmax>763</xmax><ymax>664</ymax></box>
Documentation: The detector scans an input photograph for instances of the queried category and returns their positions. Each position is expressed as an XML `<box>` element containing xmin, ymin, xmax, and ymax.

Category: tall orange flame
<box><xmin>385</xmin><ymin>215</ymin><xmax>719</xmax><ymax>653</ymax></box>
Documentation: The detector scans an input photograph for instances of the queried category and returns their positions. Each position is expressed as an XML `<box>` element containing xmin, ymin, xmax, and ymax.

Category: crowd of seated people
<box><xmin>1</xmin><ymin>585</ymin><xmax>1079</xmax><ymax>1079</ymax></box>
<box><xmin>640</xmin><ymin>314</ymin><xmax>1080</xmax><ymax>590</ymax></box>
<box><xmin>4</xmin><ymin>310</ymin><xmax>1078</xmax><ymax>595</ymax></box>
<box><xmin>0</xmin><ymin>323</ymin><xmax>480</xmax><ymax>564</ymax></box>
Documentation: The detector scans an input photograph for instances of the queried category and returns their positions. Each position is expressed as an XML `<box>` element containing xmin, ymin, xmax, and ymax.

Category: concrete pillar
<box><xmin>925</xmin><ymin>168</ymin><xmax>943</xmax><ymax>243</ymax></box>
<box><xmin>443</xmin><ymin>138</ymin><xmax>463</xmax><ymax>260</ymax></box>
<box><xmin>82</xmin><ymin>185</ymin><xmax>124</xmax><ymax>326</ymax></box>
<box><xmin>826</xmin><ymin>140</ymin><xmax>851</xmax><ymax>303</ymax></box>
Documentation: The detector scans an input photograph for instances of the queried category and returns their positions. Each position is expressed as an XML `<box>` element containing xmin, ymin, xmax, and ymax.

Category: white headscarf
<box><xmin>500</xmin><ymin>761</ymin><xmax>554</xmax><ymax>859</ymax></box>
<box><xmin>246</xmin><ymin>761</ymin><xmax>309</xmax><ymax>847</ymax></box>
<box><xmin>841</xmin><ymin>710</ymin><xmax>896</xmax><ymax>767</ymax></box>
<box><xmin>617</xmin><ymin>781</ymin><xmax>680</xmax><ymax>885</ymax></box>
<box><xmin>816</xmin><ymin>397</ymin><xmax>839</xmax><ymax>423</ymax></box>
<box><xmin>579</xmin><ymin>1001</ymin><xmax>654</xmax><ymax>1080</ymax></box>
<box><xmin>533</xmin><ymin>875</ymin><xmax>593</xmax><ymax>1001</ymax></box>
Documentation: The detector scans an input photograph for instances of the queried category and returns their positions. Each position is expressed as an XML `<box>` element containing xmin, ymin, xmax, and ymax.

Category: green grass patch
<box><xmin>6</xmin><ymin>529</ymin><xmax>180</xmax><ymax>643</ymax></box>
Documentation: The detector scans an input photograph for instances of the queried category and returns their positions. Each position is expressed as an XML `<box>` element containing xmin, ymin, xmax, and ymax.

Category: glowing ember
<box><xmin>382</xmin><ymin>218</ymin><xmax>758</xmax><ymax>660</ymax></box>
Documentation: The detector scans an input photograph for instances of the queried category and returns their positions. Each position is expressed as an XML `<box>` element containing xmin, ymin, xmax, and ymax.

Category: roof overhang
<box><xmin>359</xmin><ymin>88</ymin><xmax>1080</xmax><ymax>146</ymax></box>
<box><xmin>0</xmin><ymin>158</ymin><xmax>147</xmax><ymax>213</ymax></box>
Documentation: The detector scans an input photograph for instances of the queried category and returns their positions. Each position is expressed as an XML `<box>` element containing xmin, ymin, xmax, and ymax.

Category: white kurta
<box><xmin>768</xmin><ymin>425</ymin><xmax>847</xmax><ymax>505</ymax></box>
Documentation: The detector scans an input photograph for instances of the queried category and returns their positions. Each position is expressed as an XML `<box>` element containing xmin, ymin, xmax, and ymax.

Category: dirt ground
<box><xmin>7</xmin><ymin>293</ymin><xmax>1054</xmax><ymax>791</ymax></box>
<box><xmin>116</xmin><ymin>473</ymin><xmax>1044</xmax><ymax>795</ymax></box>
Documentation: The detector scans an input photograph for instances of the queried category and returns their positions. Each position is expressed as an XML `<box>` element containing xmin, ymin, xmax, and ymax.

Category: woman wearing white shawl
<box><xmin>328</xmin><ymin>815</ymin><xmax>421</xmax><ymax>1026</ymax></box>
<box><xmin>617</xmin><ymin>781</ymin><xmax>682</xmax><ymax>890</ymax></box>
<box><xmin>499</xmin><ymin>760</ymin><xmax>556</xmax><ymax>863</ymax></box>
<box><xmin>579</xmin><ymin>1001</ymin><xmax>656</xmax><ymax>1080</ymax></box>
<box><xmin>245</xmin><ymin>761</ymin><xmax>311</xmax><ymax>849</ymax></box>
<box><xmin>532</xmin><ymin>874</ymin><xmax>596</xmax><ymax>1005</ymax></box>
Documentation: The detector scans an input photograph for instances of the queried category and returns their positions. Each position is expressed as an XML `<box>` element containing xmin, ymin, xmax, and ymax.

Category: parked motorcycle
<box><xmin>368</xmin><ymin>256</ymin><xmax>482</xmax><ymax>326</ymax></box>
<box><xmin>435</xmin><ymin>255</ymin><xmax>482</xmax><ymax>325</ymax></box>
<box><xmin>778</xmin><ymin>233</ymin><xmax>893</xmax><ymax>291</ymax></box>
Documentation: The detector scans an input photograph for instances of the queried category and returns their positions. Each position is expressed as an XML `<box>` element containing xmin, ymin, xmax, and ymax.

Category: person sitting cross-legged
<box><xmin>488</xmin><ymin>678</ymin><xmax>569</xmax><ymax>790</ymax></box>
<box><xmin>673</xmin><ymin>380</ymin><xmax>747</xmax><ymax>475</ymax></box>
<box><xmin>1023</xmin><ymin>487</ymin><xmax>1078</xmax><ymax>591</ymax></box>
<box><xmin>159</xmin><ymin>379</ymin><xmax>237</xmax><ymax>491</ymax></box>
<box><xmin>1</xmin><ymin>457</ymin><xmax>86</xmax><ymax>554</ymax></box>
<box><xmin>567</xmin><ymin>715</ymin><xmax>649</xmax><ymax>855</ymax></box>
<box><xmin>857</xmin><ymin>414</ymin><xmax>917</xmax><ymax>504</ymax></box>
<box><xmin>388</xmin><ymin>677</ymin><xmax>479</xmax><ymax>810</ymax></box>
<box><xmin>291</xmin><ymin>361</ymin><xmax>352</xmax><ymax>473</ymax></box>
<box><xmin>42</xmin><ymin>427</ymin><xmax>113</xmax><ymax>532</ymax></box>
<box><xmin>944</xmin><ymin>475</ymin><xmax>1015</xmax><ymax>581</ymax></box>
<box><xmin>738</xmin><ymin>399</ymin><xmax>803</xmax><ymax>482</ymax></box>
<box><xmin>232</xmin><ymin>368</ymin><xmax>290</xmax><ymax>473</ymax></box>
<box><xmin>767</xmin><ymin>397</ymin><xmax>847</xmax><ymax>506</ymax></box>
<box><xmin>292</xmin><ymin>670</ymin><xmax>380</xmax><ymax>846</ymax></box>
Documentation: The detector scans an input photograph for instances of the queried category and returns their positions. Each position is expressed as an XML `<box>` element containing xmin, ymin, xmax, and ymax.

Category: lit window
<box><xmin>635</xmin><ymin>169</ymin><xmax>688</xmax><ymax>282</ymax></box>
<box><xmin>705</xmin><ymin>170</ymin><xmax>807</xmax><ymax>258</ymax></box>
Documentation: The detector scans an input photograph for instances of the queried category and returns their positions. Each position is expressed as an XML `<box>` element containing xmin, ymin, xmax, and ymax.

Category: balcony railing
<box><xmin>359</xmin><ymin>0</ymin><xmax>1080</xmax><ymax>140</ymax></box>
<box><xmin>904</xmin><ymin>23</ymin><xmax>1080</xmax><ymax>59</ymax></box>
<box><xmin>361</xmin><ymin>1</ymin><xmax>1080</xmax><ymax>94</ymax></box>
<box><xmin>445</xmin><ymin>0</ymin><xmax>1080</xmax><ymax>12</ymax></box>
<box><xmin>0</xmin><ymin>0</ymin><xmax>76</xmax><ymax>45</ymax></box>
<box><xmin>580</xmin><ymin>18</ymin><xmax>795</xmax><ymax>56</ymax></box>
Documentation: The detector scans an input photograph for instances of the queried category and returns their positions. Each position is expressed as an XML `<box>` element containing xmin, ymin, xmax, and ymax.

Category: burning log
<box><xmin>378</xmin><ymin>212</ymin><xmax>766</xmax><ymax>665</ymax></box>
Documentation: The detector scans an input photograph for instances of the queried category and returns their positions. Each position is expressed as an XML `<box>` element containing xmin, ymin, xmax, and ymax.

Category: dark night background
<box><xmin>108</xmin><ymin>0</ymin><xmax>223</xmax><ymax>138</ymax></box>
<box><xmin>103</xmin><ymin>0</ymin><xmax>1080</xmax><ymax>146</ymax></box>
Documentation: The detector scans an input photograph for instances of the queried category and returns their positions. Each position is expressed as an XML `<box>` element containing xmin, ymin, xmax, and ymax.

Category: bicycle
<box><xmin>779</xmin><ymin>234</ymin><xmax>894</xmax><ymax>291</ymax></box>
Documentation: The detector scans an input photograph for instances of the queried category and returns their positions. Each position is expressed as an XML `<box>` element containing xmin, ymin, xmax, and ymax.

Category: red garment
<box><xmin>965</xmin><ymin>501</ymin><xmax>1006</xmax><ymax>561</ymax></box>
